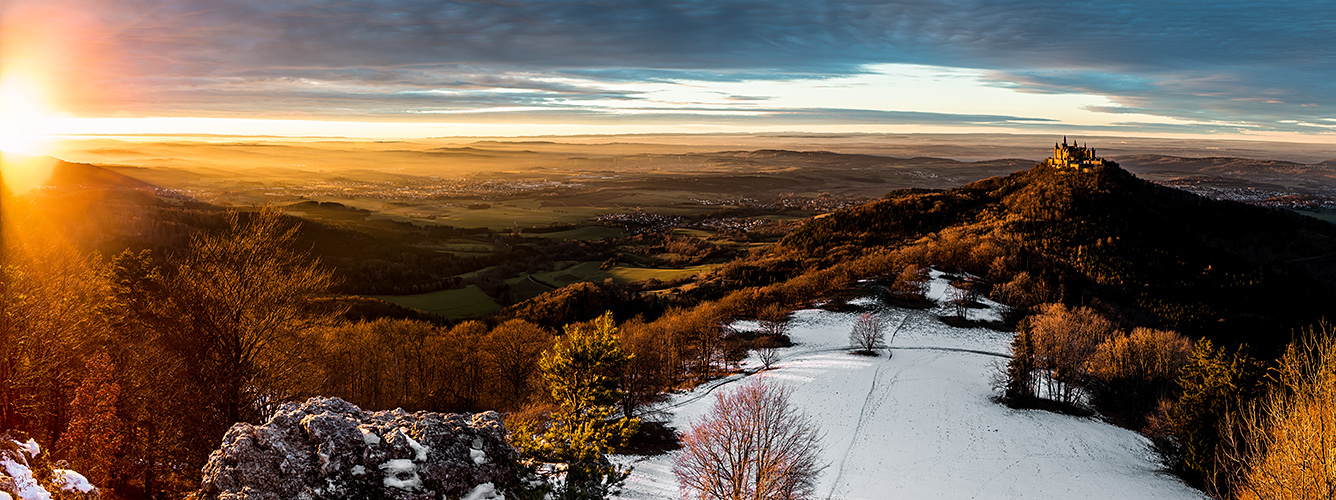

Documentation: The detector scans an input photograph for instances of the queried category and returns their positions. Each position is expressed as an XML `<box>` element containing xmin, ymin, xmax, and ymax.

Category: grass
<box><xmin>606</xmin><ymin>263</ymin><xmax>719</xmax><ymax>283</ymax></box>
<box><xmin>527</xmin><ymin>226</ymin><xmax>624</xmax><ymax>240</ymax></box>
<box><xmin>1299</xmin><ymin>209</ymin><xmax>1336</xmax><ymax>224</ymax></box>
<box><xmin>505</xmin><ymin>275</ymin><xmax>558</xmax><ymax>301</ymax></box>
<box><xmin>421</xmin><ymin>203</ymin><xmax>609</xmax><ymax>230</ymax></box>
<box><xmin>438</xmin><ymin>242</ymin><xmax>495</xmax><ymax>252</ymax></box>
<box><xmin>670</xmin><ymin>228</ymin><xmax>715</xmax><ymax>238</ymax></box>
<box><xmin>372</xmin><ymin>284</ymin><xmax>501</xmax><ymax>318</ymax></box>
<box><xmin>527</xmin><ymin>260</ymin><xmax>720</xmax><ymax>287</ymax></box>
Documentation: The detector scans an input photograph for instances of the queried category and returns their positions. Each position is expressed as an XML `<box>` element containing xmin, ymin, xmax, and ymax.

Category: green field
<box><xmin>372</xmin><ymin>285</ymin><xmax>501</xmax><ymax>318</ymax></box>
<box><xmin>670</xmin><ymin>228</ymin><xmax>715</xmax><ymax>238</ymax></box>
<box><xmin>528</xmin><ymin>226</ymin><xmax>624</xmax><ymax>240</ymax></box>
<box><xmin>1300</xmin><ymin>209</ymin><xmax>1336</xmax><ymax>224</ymax></box>
<box><xmin>530</xmin><ymin>260</ymin><xmax>719</xmax><ymax>287</ymax></box>
<box><xmin>437</xmin><ymin>241</ymin><xmax>496</xmax><ymax>253</ymax></box>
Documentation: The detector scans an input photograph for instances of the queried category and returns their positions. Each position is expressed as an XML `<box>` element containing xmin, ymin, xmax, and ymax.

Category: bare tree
<box><xmin>482</xmin><ymin>319</ymin><xmax>553</xmax><ymax>403</ymax></box>
<box><xmin>674</xmin><ymin>380</ymin><xmax>824</xmax><ymax>500</ymax></box>
<box><xmin>1221</xmin><ymin>323</ymin><xmax>1336</xmax><ymax>500</ymax></box>
<box><xmin>848</xmin><ymin>313</ymin><xmax>886</xmax><ymax>355</ymax></box>
<box><xmin>156</xmin><ymin>208</ymin><xmax>341</xmax><ymax>426</ymax></box>
<box><xmin>756</xmin><ymin>303</ymin><xmax>792</xmax><ymax>338</ymax></box>
<box><xmin>951</xmin><ymin>286</ymin><xmax>971</xmax><ymax>320</ymax></box>
<box><xmin>755</xmin><ymin>347</ymin><xmax>779</xmax><ymax>370</ymax></box>
<box><xmin>755</xmin><ymin>304</ymin><xmax>791</xmax><ymax>370</ymax></box>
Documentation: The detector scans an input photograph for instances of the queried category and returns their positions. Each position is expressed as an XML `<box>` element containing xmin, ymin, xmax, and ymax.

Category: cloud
<box><xmin>8</xmin><ymin>0</ymin><xmax>1335</xmax><ymax>134</ymax></box>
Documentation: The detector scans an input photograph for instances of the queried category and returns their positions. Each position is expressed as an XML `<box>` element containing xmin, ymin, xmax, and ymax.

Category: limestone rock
<box><xmin>0</xmin><ymin>430</ymin><xmax>100</xmax><ymax>500</ymax></box>
<box><xmin>195</xmin><ymin>397</ymin><xmax>526</xmax><ymax>500</ymax></box>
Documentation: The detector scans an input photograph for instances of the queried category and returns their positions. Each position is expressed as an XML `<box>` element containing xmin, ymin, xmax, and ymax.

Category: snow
<box><xmin>0</xmin><ymin>491</ymin><xmax>11</xmax><ymax>500</ymax></box>
<box><xmin>379</xmin><ymin>459</ymin><xmax>422</xmax><ymax>490</ymax></box>
<box><xmin>15</xmin><ymin>440</ymin><xmax>39</xmax><ymax>459</ymax></box>
<box><xmin>401</xmin><ymin>430</ymin><xmax>430</xmax><ymax>461</ymax></box>
<box><xmin>469</xmin><ymin>437</ymin><xmax>489</xmax><ymax>465</ymax></box>
<box><xmin>52</xmin><ymin>469</ymin><xmax>95</xmax><ymax>493</ymax></box>
<box><xmin>1</xmin><ymin>458</ymin><xmax>51</xmax><ymax>500</ymax></box>
<box><xmin>613</xmin><ymin>274</ymin><xmax>1207</xmax><ymax>500</ymax></box>
<box><xmin>460</xmin><ymin>482</ymin><xmax>504</xmax><ymax>500</ymax></box>
<box><xmin>359</xmin><ymin>425</ymin><xmax>381</xmax><ymax>445</ymax></box>
<box><xmin>351</xmin><ymin>465</ymin><xmax>366</xmax><ymax>476</ymax></box>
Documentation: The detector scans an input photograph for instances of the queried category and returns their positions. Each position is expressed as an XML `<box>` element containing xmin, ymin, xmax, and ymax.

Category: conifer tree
<box><xmin>1166</xmin><ymin>339</ymin><xmax>1262</xmax><ymax>490</ymax></box>
<box><xmin>1004</xmin><ymin>327</ymin><xmax>1037</xmax><ymax>402</ymax></box>
<box><xmin>514</xmin><ymin>312</ymin><xmax>639</xmax><ymax>500</ymax></box>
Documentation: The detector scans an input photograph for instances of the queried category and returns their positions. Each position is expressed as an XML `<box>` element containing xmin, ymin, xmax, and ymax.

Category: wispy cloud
<box><xmin>7</xmin><ymin>0</ymin><xmax>1335</xmax><ymax>136</ymax></box>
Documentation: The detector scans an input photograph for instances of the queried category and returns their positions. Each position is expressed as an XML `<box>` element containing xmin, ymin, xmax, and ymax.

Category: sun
<box><xmin>0</xmin><ymin>74</ymin><xmax>56</xmax><ymax>156</ymax></box>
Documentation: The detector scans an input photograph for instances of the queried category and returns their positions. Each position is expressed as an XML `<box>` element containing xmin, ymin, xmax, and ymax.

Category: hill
<box><xmin>781</xmin><ymin>159</ymin><xmax>1336</xmax><ymax>351</ymax></box>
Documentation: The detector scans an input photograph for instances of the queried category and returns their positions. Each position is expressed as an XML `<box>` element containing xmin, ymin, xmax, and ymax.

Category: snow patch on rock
<box><xmin>196</xmin><ymin>397</ymin><xmax>529</xmax><ymax>500</ymax></box>
<box><xmin>460</xmin><ymin>482</ymin><xmax>503</xmax><ymax>500</ymax></box>
<box><xmin>0</xmin><ymin>430</ymin><xmax>98</xmax><ymax>500</ymax></box>
<box><xmin>379</xmin><ymin>459</ymin><xmax>421</xmax><ymax>491</ymax></box>
<box><xmin>52</xmin><ymin>470</ymin><xmax>94</xmax><ymax>494</ymax></box>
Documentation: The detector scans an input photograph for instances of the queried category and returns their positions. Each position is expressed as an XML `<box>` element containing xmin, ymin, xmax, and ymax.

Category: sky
<box><xmin>1</xmin><ymin>0</ymin><xmax>1335</xmax><ymax>140</ymax></box>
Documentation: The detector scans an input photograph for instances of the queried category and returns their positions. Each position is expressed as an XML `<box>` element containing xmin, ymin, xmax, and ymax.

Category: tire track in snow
<box><xmin>822</xmin><ymin>347</ymin><xmax>940</xmax><ymax>500</ymax></box>
<box><xmin>636</xmin><ymin>345</ymin><xmax>1008</xmax><ymax>418</ymax></box>
<box><xmin>825</xmin><ymin>353</ymin><xmax>892</xmax><ymax>500</ymax></box>
<box><xmin>891</xmin><ymin>346</ymin><xmax>1010</xmax><ymax>359</ymax></box>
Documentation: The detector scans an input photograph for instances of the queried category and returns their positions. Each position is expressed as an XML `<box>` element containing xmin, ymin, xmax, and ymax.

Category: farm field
<box><xmin>371</xmin><ymin>285</ymin><xmax>501</xmax><ymax>318</ymax></box>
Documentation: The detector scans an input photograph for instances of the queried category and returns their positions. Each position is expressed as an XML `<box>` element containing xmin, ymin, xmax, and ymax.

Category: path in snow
<box><xmin>613</xmin><ymin>274</ymin><xmax>1206</xmax><ymax>500</ymax></box>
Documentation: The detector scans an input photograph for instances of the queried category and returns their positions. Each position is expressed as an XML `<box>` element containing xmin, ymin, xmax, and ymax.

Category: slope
<box><xmin>614</xmin><ymin>275</ymin><xmax>1204</xmax><ymax>500</ymax></box>
<box><xmin>781</xmin><ymin>160</ymin><xmax>1336</xmax><ymax>351</ymax></box>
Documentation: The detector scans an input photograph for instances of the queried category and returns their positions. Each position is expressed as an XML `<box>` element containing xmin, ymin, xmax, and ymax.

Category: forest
<box><xmin>2</xmin><ymin>155</ymin><xmax>1335</xmax><ymax>500</ymax></box>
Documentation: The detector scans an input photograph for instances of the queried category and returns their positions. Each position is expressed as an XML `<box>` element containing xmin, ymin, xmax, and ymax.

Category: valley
<box><xmin>34</xmin><ymin>133</ymin><xmax>1336</xmax><ymax>321</ymax></box>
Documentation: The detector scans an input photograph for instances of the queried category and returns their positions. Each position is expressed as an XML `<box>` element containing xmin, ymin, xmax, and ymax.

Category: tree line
<box><xmin>0</xmin><ymin>206</ymin><xmax>813</xmax><ymax>499</ymax></box>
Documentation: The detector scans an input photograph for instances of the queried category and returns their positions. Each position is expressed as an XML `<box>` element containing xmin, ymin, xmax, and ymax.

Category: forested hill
<box><xmin>781</xmin><ymin>159</ymin><xmax>1336</xmax><ymax>351</ymax></box>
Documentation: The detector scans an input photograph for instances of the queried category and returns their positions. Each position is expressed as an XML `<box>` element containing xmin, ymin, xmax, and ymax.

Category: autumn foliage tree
<box><xmin>1024</xmin><ymin>303</ymin><xmax>1116</xmax><ymax>404</ymax></box>
<box><xmin>675</xmin><ymin>380</ymin><xmax>824</xmax><ymax>500</ymax></box>
<box><xmin>1224</xmin><ymin>323</ymin><xmax>1336</xmax><ymax>500</ymax></box>
<box><xmin>57</xmin><ymin>352</ymin><xmax>122</xmax><ymax>488</ymax></box>
<box><xmin>161</xmin><ymin>208</ymin><xmax>341</xmax><ymax>427</ymax></box>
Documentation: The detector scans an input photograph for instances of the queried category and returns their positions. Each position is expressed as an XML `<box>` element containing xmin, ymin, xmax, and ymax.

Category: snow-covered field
<box><xmin>613</xmin><ymin>274</ymin><xmax>1206</xmax><ymax>500</ymax></box>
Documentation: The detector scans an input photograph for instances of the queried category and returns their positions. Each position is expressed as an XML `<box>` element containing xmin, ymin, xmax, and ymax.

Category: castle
<box><xmin>1045</xmin><ymin>137</ymin><xmax>1110</xmax><ymax>171</ymax></box>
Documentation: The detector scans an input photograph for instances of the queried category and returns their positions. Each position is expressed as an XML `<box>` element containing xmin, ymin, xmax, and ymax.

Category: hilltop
<box><xmin>780</xmin><ymin>146</ymin><xmax>1336</xmax><ymax>351</ymax></box>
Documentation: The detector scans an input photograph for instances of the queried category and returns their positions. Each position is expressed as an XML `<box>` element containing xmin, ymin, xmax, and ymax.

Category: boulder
<box><xmin>195</xmin><ymin>397</ymin><xmax>528</xmax><ymax>500</ymax></box>
<box><xmin>0</xmin><ymin>430</ymin><xmax>99</xmax><ymax>500</ymax></box>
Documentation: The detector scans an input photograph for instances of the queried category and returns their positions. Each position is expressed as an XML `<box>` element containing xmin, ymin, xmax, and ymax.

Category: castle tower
<box><xmin>1044</xmin><ymin>137</ymin><xmax>1110</xmax><ymax>172</ymax></box>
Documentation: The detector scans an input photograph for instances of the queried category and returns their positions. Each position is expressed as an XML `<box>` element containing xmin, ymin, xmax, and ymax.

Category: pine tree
<box><xmin>1004</xmin><ymin>327</ymin><xmax>1037</xmax><ymax>402</ymax></box>
<box><xmin>514</xmin><ymin>312</ymin><xmax>639</xmax><ymax>500</ymax></box>
<box><xmin>1166</xmin><ymin>339</ymin><xmax>1262</xmax><ymax>490</ymax></box>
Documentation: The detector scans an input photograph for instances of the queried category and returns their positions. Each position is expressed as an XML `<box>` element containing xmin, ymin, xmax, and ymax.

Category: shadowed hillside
<box><xmin>782</xmin><ymin>158</ymin><xmax>1336</xmax><ymax>351</ymax></box>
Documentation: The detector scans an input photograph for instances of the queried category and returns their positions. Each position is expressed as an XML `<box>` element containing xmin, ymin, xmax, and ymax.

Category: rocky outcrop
<box><xmin>0</xmin><ymin>430</ymin><xmax>99</xmax><ymax>500</ymax></box>
<box><xmin>195</xmin><ymin>397</ymin><xmax>529</xmax><ymax>500</ymax></box>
